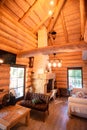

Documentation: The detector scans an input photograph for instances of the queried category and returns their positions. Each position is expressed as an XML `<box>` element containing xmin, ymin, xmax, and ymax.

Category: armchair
<box><xmin>68</xmin><ymin>88</ymin><xmax>87</xmax><ymax>118</ymax></box>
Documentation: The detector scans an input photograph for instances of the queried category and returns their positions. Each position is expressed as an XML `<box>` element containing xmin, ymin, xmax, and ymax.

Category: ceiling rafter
<box><xmin>60</xmin><ymin>10</ymin><xmax>69</xmax><ymax>43</ymax></box>
<box><xmin>14</xmin><ymin>0</ymin><xmax>30</xmax><ymax>12</ymax></box>
<box><xmin>48</xmin><ymin>0</ymin><xmax>66</xmax><ymax>32</ymax></box>
<box><xmin>3</xmin><ymin>0</ymin><xmax>24</xmax><ymax>18</ymax></box>
<box><xmin>0</xmin><ymin>7</ymin><xmax>37</xmax><ymax>39</ymax></box>
<box><xmin>0</xmin><ymin>0</ymin><xmax>6</xmax><ymax>5</ymax></box>
<box><xmin>22</xmin><ymin>2</ymin><xmax>47</xmax><ymax>30</ymax></box>
<box><xmin>32</xmin><ymin>15</ymin><xmax>50</xmax><ymax>33</ymax></box>
<box><xmin>33</xmin><ymin>9</ymin><xmax>42</xmax><ymax>21</ymax></box>
<box><xmin>80</xmin><ymin>0</ymin><xmax>86</xmax><ymax>40</ymax></box>
<box><xmin>19</xmin><ymin>0</ymin><xmax>38</xmax><ymax>22</ymax></box>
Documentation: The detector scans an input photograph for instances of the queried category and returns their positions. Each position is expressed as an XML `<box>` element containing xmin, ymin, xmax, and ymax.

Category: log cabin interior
<box><xmin>0</xmin><ymin>0</ymin><xmax>87</xmax><ymax>129</ymax></box>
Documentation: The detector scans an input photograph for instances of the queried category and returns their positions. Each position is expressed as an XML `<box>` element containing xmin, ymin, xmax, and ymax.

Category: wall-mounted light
<box><xmin>0</xmin><ymin>58</ymin><xmax>4</xmax><ymax>64</ymax></box>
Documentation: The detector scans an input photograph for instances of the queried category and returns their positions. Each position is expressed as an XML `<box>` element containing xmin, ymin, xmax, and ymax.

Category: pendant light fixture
<box><xmin>48</xmin><ymin>53</ymin><xmax>62</xmax><ymax>68</ymax></box>
<box><xmin>48</xmin><ymin>30</ymin><xmax>62</xmax><ymax>68</ymax></box>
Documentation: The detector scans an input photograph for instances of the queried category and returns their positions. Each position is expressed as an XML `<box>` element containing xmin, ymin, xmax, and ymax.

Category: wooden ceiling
<box><xmin>0</xmin><ymin>0</ymin><xmax>87</xmax><ymax>57</ymax></box>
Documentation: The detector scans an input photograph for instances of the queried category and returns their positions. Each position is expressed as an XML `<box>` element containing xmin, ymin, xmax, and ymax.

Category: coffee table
<box><xmin>0</xmin><ymin>104</ymin><xmax>30</xmax><ymax>130</ymax></box>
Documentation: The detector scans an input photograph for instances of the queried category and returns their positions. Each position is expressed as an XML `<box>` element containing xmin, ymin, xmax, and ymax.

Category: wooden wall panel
<box><xmin>25</xmin><ymin>67</ymin><xmax>33</xmax><ymax>93</ymax></box>
<box><xmin>51</xmin><ymin>51</ymin><xmax>87</xmax><ymax>89</ymax></box>
<box><xmin>16</xmin><ymin>56</ymin><xmax>33</xmax><ymax>92</ymax></box>
<box><xmin>16</xmin><ymin>57</ymin><xmax>29</xmax><ymax>66</ymax></box>
<box><xmin>0</xmin><ymin>57</ymin><xmax>33</xmax><ymax>101</ymax></box>
<box><xmin>0</xmin><ymin>64</ymin><xmax>10</xmax><ymax>101</ymax></box>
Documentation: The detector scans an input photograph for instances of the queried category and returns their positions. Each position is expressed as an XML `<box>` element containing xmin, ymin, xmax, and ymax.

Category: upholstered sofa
<box><xmin>20</xmin><ymin>91</ymin><xmax>50</xmax><ymax>114</ymax></box>
<box><xmin>68</xmin><ymin>88</ymin><xmax>87</xmax><ymax>118</ymax></box>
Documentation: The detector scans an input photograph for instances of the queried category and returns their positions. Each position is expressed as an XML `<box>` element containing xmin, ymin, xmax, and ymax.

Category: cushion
<box><xmin>39</xmin><ymin>98</ymin><xmax>46</xmax><ymax>103</ymax></box>
<box><xmin>2</xmin><ymin>94</ymin><xmax>10</xmax><ymax>106</ymax></box>
<box><xmin>76</xmin><ymin>91</ymin><xmax>85</xmax><ymax>98</ymax></box>
<box><xmin>32</xmin><ymin>98</ymin><xmax>43</xmax><ymax>104</ymax></box>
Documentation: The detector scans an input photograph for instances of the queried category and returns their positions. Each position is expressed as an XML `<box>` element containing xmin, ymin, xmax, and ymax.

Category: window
<box><xmin>9</xmin><ymin>65</ymin><xmax>25</xmax><ymax>100</ymax></box>
<box><xmin>67</xmin><ymin>67</ymin><xmax>83</xmax><ymax>89</ymax></box>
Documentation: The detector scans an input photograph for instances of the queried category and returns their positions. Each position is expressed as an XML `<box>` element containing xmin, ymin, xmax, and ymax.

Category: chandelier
<box><xmin>48</xmin><ymin>53</ymin><xmax>62</xmax><ymax>68</ymax></box>
<box><xmin>48</xmin><ymin>31</ymin><xmax>62</xmax><ymax>68</ymax></box>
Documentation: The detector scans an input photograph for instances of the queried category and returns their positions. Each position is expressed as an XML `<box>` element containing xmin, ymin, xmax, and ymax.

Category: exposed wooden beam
<box><xmin>17</xmin><ymin>41</ymin><xmax>87</xmax><ymax>57</ymax></box>
<box><xmin>80</xmin><ymin>0</ymin><xmax>86</xmax><ymax>40</ymax></box>
<box><xmin>48</xmin><ymin>34</ymin><xmax>54</xmax><ymax>45</ymax></box>
<box><xmin>32</xmin><ymin>15</ymin><xmax>50</xmax><ymax>33</ymax></box>
<box><xmin>0</xmin><ymin>0</ymin><xmax>6</xmax><ymax>5</ymax></box>
<box><xmin>19</xmin><ymin>0</ymin><xmax>38</xmax><ymax>22</ymax></box>
<box><xmin>48</xmin><ymin>0</ymin><xmax>66</xmax><ymax>32</ymax></box>
<box><xmin>60</xmin><ymin>11</ymin><xmax>69</xmax><ymax>43</ymax></box>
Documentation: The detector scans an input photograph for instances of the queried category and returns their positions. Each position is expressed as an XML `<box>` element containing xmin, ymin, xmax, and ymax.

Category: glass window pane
<box><xmin>9</xmin><ymin>66</ymin><xmax>25</xmax><ymax>99</ymax></box>
<box><xmin>18</xmin><ymin>68</ymin><xmax>24</xmax><ymax>77</ymax></box>
<box><xmin>68</xmin><ymin>68</ymin><xmax>82</xmax><ymax>89</ymax></box>
<box><xmin>18</xmin><ymin>78</ymin><xmax>24</xmax><ymax>87</ymax></box>
<box><xmin>15</xmin><ymin>87</ymin><xmax>24</xmax><ymax>98</ymax></box>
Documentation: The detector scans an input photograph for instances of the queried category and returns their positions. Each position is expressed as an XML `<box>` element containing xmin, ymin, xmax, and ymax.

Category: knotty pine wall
<box><xmin>51</xmin><ymin>51</ymin><xmax>87</xmax><ymax>89</ymax></box>
<box><xmin>0</xmin><ymin>64</ymin><xmax>10</xmax><ymax>102</ymax></box>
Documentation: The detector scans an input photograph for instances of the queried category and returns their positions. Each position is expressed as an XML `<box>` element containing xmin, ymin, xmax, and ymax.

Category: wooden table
<box><xmin>0</xmin><ymin>104</ymin><xmax>30</xmax><ymax>130</ymax></box>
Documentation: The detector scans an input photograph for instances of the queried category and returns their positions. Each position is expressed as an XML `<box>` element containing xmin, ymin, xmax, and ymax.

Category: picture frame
<box><xmin>29</xmin><ymin>57</ymin><xmax>34</xmax><ymax>68</ymax></box>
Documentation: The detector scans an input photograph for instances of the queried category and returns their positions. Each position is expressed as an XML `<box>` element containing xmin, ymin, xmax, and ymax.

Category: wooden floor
<box><xmin>11</xmin><ymin>98</ymin><xmax>87</xmax><ymax>130</ymax></box>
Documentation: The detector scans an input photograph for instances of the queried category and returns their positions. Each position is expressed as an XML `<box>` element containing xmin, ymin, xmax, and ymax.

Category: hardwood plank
<box><xmin>11</xmin><ymin>98</ymin><xmax>87</xmax><ymax>130</ymax></box>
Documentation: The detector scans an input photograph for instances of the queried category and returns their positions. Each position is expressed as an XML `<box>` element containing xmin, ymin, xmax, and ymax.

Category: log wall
<box><xmin>1</xmin><ymin>51</ymin><xmax>87</xmax><ymax>98</ymax></box>
<box><xmin>51</xmin><ymin>51</ymin><xmax>87</xmax><ymax>89</ymax></box>
<box><xmin>16</xmin><ymin>57</ymin><xmax>33</xmax><ymax>92</ymax></box>
<box><xmin>0</xmin><ymin>64</ymin><xmax>10</xmax><ymax>102</ymax></box>
<box><xmin>0</xmin><ymin>57</ymin><xmax>33</xmax><ymax>101</ymax></box>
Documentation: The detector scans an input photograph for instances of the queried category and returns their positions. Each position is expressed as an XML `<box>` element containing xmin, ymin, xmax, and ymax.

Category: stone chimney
<box><xmin>33</xmin><ymin>26</ymin><xmax>55</xmax><ymax>93</ymax></box>
<box><xmin>33</xmin><ymin>26</ymin><xmax>49</xmax><ymax>74</ymax></box>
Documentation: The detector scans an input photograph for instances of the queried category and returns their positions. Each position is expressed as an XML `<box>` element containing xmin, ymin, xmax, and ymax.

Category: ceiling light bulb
<box><xmin>50</xmin><ymin>0</ymin><xmax>54</xmax><ymax>6</ymax></box>
<box><xmin>53</xmin><ymin>62</ymin><xmax>56</xmax><ymax>67</ymax></box>
<box><xmin>58</xmin><ymin>62</ymin><xmax>62</xmax><ymax>67</ymax></box>
<box><xmin>48</xmin><ymin>62</ymin><xmax>52</xmax><ymax>67</ymax></box>
<box><xmin>48</xmin><ymin>10</ymin><xmax>53</xmax><ymax>16</ymax></box>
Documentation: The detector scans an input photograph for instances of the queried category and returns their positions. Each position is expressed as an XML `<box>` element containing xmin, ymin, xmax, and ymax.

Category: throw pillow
<box><xmin>32</xmin><ymin>98</ymin><xmax>36</xmax><ymax>104</ymax></box>
<box><xmin>32</xmin><ymin>98</ymin><xmax>43</xmax><ymax>104</ymax></box>
<box><xmin>76</xmin><ymin>91</ymin><xmax>84</xmax><ymax>98</ymax></box>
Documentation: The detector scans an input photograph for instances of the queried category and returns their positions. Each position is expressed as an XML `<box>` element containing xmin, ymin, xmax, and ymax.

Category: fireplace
<box><xmin>47</xmin><ymin>79</ymin><xmax>53</xmax><ymax>93</ymax></box>
<box><xmin>32</xmin><ymin>72</ymin><xmax>55</xmax><ymax>94</ymax></box>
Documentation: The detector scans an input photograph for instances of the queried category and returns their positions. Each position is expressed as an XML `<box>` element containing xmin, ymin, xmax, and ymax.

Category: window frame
<box><xmin>9</xmin><ymin>64</ymin><xmax>26</xmax><ymax>101</ymax></box>
<box><xmin>67</xmin><ymin>67</ymin><xmax>83</xmax><ymax>89</ymax></box>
